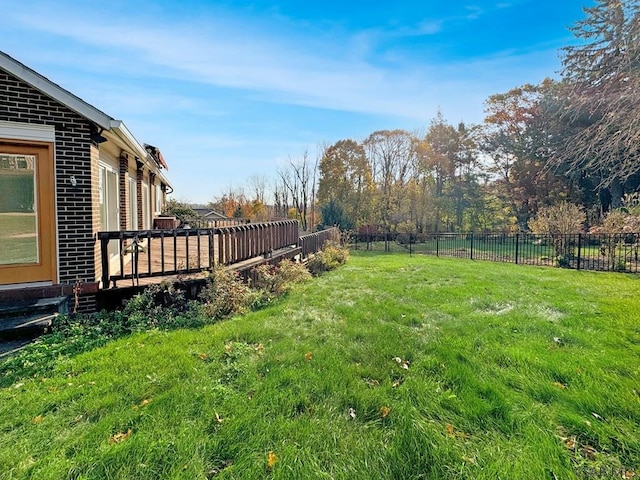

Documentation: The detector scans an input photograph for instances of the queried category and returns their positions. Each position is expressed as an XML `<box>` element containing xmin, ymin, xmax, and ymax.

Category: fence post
<box><xmin>470</xmin><ymin>233</ymin><xmax>474</xmax><ymax>260</ymax></box>
<box><xmin>436</xmin><ymin>233</ymin><xmax>439</xmax><ymax>257</ymax></box>
<box><xmin>515</xmin><ymin>233</ymin><xmax>519</xmax><ymax>265</ymax></box>
<box><xmin>577</xmin><ymin>233</ymin><xmax>582</xmax><ymax>270</ymax></box>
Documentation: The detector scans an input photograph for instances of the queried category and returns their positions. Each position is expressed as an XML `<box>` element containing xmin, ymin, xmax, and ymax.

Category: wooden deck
<box><xmin>99</xmin><ymin>221</ymin><xmax>302</xmax><ymax>288</ymax></box>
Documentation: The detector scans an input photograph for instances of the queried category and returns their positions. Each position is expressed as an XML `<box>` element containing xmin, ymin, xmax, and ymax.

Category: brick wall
<box><xmin>0</xmin><ymin>70</ymin><xmax>97</xmax><ymax>310</ymax></box>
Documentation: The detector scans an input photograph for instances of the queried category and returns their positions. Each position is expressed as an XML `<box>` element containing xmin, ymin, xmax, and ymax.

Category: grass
<box><xmin>352</xmin><ymin>235</ymin><xmax>634</xmax><ymax>270</ymax></box>
<box><xmin>1</xmin><ymin>252</ymin><xmax>639</xmax><ymax>479</ymax></box>
<box><xmin>0</xmin><ymin>213</ymin><xmax>37</xmax><ymax>264</ymax></box>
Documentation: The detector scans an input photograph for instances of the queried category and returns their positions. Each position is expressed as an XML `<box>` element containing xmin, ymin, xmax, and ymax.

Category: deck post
<box><xmin>99</xmin><ymin>232</ymin><xmax>110</xmax><ymax>288</ymax></box>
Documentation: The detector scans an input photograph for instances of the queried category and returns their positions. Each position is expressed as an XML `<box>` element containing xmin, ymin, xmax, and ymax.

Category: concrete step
<box><xmin>0</xmin><ymin>312</ymin><xmax>57</xmax><ymax>340</ymax></box>
<box><xmin>0</xmin><ymin>338</ymin><xmax>35</xmax><ymax>359</ymax></box>
<box><xmin>0</xmin><ymin>296</ymin><xmax>68</xmax><ymax>355</ymax></box>
<box><xmin>0</xmin><ymin>296</ymin><xmax>68</xmax><ymax>318</ymax></box>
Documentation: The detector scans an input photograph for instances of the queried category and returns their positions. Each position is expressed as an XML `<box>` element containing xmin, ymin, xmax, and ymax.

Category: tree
<box><xmin>549</xmin><ymin>0</ymin><xmax>640</xmax><ymax>207</ymax></box>
<box><xmin>364</xmin><ymin>130</ymin><xmax>417</xmax><ymax>229</ymax></box>
<box><xmin>317</xmin><ymin>139</ymin><xmax>373</xmax><ymax>229</ymax></box>
<box><xmin>162</xmin><ymin>198</ymin><xmax>200</xmax><ymax>227</ymax></box>
<box><xmin>480</xmin><ymin>81</ymin><xmax>569</xmax><ymax>229</ymax></box>
<box><xmin>418</xmin><ymin>113</ymin><xmax>480</xmax><ymax>232</ymax></box>
<box><xmin>320</xmin><ymin>199</ymin><xmax>352</xmax><ymax>230</ymax></box>
<box><xmin>278</xmin><ymin>151</ymin><xmax>315</xmax><ymax>231</ymax></box>
<box><xmin>210</xmin><ymin>186</ymin><xmax>248</xmax><ymax>219</ymax></box>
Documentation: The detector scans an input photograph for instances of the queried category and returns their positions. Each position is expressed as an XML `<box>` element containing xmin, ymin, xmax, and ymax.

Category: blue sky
<box><xmin>1</xmin><ymin>0</ymin><xmax>593</xmax><ymax>204</ymax></box>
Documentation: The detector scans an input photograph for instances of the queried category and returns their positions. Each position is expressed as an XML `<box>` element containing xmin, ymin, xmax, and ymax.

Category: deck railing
<box><xmin>299</xmin><ymin>227</ymin><xmax>340</xmax><ymax>258</ymax></box>
<box><xmin>98</xmin><ymin>220</ymin><xmax>299</xmax><ymax>288</ymax></box>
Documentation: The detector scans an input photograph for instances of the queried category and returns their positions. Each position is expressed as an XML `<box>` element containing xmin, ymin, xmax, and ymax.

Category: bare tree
<box><xmin>248</xmin><ymin>174</ymin><xmax>268</xmax><ymax>204</ymax></box>
<box><xmin>549</xmin><ymin>0</ymin><xmax>640</xmax><ymax>207</ymax></box>
<box><xmin>364</xmin><ymin>129</ymin><xmax>417</xmax><ymax>229</ymax></box>
<box><xmin>278</xmin><ymin>151</ymin><xmax>316</xmax><ymax>231</ymax></box>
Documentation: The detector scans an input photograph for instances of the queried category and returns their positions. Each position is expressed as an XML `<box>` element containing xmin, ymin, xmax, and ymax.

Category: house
<box><xmin>193</xmin><ymin>207</ymin><xmax>228</xmax><ymax>219</ymax></box>
<box><xmin>0</xmin><ymin>51</ymin><xmax>172</xmax><ymax>312</ymax></box>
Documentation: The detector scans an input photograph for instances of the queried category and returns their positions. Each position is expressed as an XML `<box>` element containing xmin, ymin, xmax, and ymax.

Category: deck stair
<box><xmin>0</xmin><ymin>296</ymin><xmax>68</xmax><ymax>358</ymax></box>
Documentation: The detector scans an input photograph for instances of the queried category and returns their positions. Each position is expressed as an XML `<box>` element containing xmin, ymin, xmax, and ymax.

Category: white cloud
<box><xmin>3</xmin><ymin>1</ymin><xmax>558</xmax><ymax>126</ymax></box>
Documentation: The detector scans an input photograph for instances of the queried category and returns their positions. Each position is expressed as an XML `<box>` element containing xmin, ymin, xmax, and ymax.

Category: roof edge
<box><xmin>0</xmin><ymin>50</ymin><xmax>114</xmax><ymax>130</ymax></box>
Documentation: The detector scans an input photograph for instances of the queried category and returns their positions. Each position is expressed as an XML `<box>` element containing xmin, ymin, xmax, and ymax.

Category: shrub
<box><xmin>307</xmin><ymin>241</ymin><xmax>349</xmax><ymax>276</ymax></box>
<box><xmin>252</xmin><ymin>259</ymin><xmax>311</xmax><ymax>296</ymax></box>
<box><xmin>162</xmin><ymin>198</ymin><xmax>202</xmax><ymax>227</ymax></box>
<box><xmin>528</xmin><ymin>202</ymin><xmax>585</xmax><ymax>262</ymax></box>
<box><xmin>199</xmin><ymin>267</ymin><xmax>256</xmax><ymax>319</ymax></box>
<box><xmin>120</xmin><ymin>282</ymin><xmax>196</xmax><ymax>331</ymax></box>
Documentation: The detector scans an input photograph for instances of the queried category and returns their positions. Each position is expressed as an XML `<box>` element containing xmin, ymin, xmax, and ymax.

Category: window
<box><xmin>99</xmin><ymin>162</ymin><xmax>119</xmax><ymax>258</ymax></box>
<box><xmin>142</xmin><ymin>183</ymin><xmax>150</xmax><ymax>230</ymax></box>
<box><xmin>128</xmin><ymin>176</ymin><xmax>138</xmax><ymax>230</ymax></box>
<box><xmin>155</xmin><ymin>183</ymin><xmax>163</xmax><ymax>215</ymax></box>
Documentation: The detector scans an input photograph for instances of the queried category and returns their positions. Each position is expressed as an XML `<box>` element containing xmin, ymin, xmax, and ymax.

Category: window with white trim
<box><xmin>128</xmin><ymin>176</ymin><xmax>138</xmax><ymax>230</ymax></box>
<box><xmin>142</xmin><ymin>183</ymin><xmax>150</xmax><ymax>230</ymax></box>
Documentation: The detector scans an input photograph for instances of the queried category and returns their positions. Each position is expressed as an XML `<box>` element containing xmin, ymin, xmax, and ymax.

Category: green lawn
<box><xmin>0</xmin><ymin>213</ymin><xmax>37</xmax><ymax>264</ymax></box>
<box><xmin>1</xmin><ymin>252</ymin><xmax>639</xmax><ymax>479</ymax></box>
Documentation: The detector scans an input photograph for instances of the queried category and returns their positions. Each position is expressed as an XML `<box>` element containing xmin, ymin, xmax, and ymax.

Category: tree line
<box><xmin>201</xmin><ymin>1</ymin><xmax>639</xmax><ymax>234</ymax></box>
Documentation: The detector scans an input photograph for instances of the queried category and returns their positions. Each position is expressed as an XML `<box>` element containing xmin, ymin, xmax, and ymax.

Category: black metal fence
<box><xmin>348</xmin><ymin>231</ymin><xmax>640</xmax><ymax>273</ymax></box>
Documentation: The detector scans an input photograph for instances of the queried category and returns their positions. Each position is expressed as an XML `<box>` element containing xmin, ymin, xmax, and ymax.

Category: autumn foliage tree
<box><xmin>317</xmin><ymin>139</ymin><xmax>373</xmax><ymax>229</ymax></box>
<box><xmin>480</xmin><ymin>81</ymin><xmax>570</xmax><ymax>229</ymax></box>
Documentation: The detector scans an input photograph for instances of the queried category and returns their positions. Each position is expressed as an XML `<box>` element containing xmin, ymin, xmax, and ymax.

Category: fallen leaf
<box><xmin>348</xmin><ymin>407</ymin><xmax>356</xmax><ymax>420</ymax></box>
<box><xmin>393</xmin><ymin>357</ymin><xmax>410</xmax><ymax>369</ymax></box>
<box><xmin>591</xmin><ymin>412</ymin><xmax>604</xmax><ymax>421</ymax></box>
<box><xmin>392</xmin><ymin>379</ymin><xmax>402</xmax><ymax>388</ymax></box>
<box><xmin>267</xmin><ymin>451</ymin><xmax>277</xmax><ymax>468</ymax></box>
<box><xmin>139</xmin><ymin>398</ymin><xmax>152</xmax><ymax>407</ymax></box>
<box><xmin>305</xmin><ymin>352</ymin><xmax>312</xmax><ymax>362</ymax></box>
<box><xmin>623</xmin><ymin>470</ymin><xmax>636</xmax><ymax>479</ymax></box>
<box><xmin>580</xmin><ymin>445</ymin><xmax>597</xmax><ymax>460</ymax></box>
<box><xmin>563</xmin><ymin>436</ymin><xmax>576</xmax><ymax>449</ymax></box>
<box><xmin>552</xmin><ymin>381</ymin><xmax>567</xmax><ymax>389</ymax></box>
<box><xmin>198</xmin><ymin>353</ymin><xmax>208</xmax><ymax>360</ymax></box>
<box><xmin>254</xmin><ymin>343</ymin><xmax>264</xmax><ymax>352</ymax></box>
<box><xmin>224</xmin><ymin>342</ymin><xmax>233</xmax><ymax>353</ymax></box>
<box><xmin>215</xmin><ymin>412</ymin><xmax>224</xmax><ymax>424</ymax></box>
<box><xmin>364</xmin><ymin>378</ymin><xmax>380</xmax><ymax>387</ymax></box>
<box><xmin>32</xmin><ymin>415</ymin><xmax>43</xmax><ymax>424</ymax></box>
<box><xmin>445</xmin><ymin>423</ymin><xmax>468</xmax><ymax>439</ymax></box>
<box><xmin>380</xmin><ymin>406</ymin><xmax>390</xmax><ymax>418</ymax></box>
<box><xmin>109</xmin><ymin>429</ymin><xmax>132</xmax><ymax>444</ymax></box>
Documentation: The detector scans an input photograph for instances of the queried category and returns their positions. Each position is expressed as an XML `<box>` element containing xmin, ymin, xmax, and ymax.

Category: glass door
<box><xmin>0</xmin><ymin>142</ymin><xmax>56</xmax><ymax>285</ymax></box>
